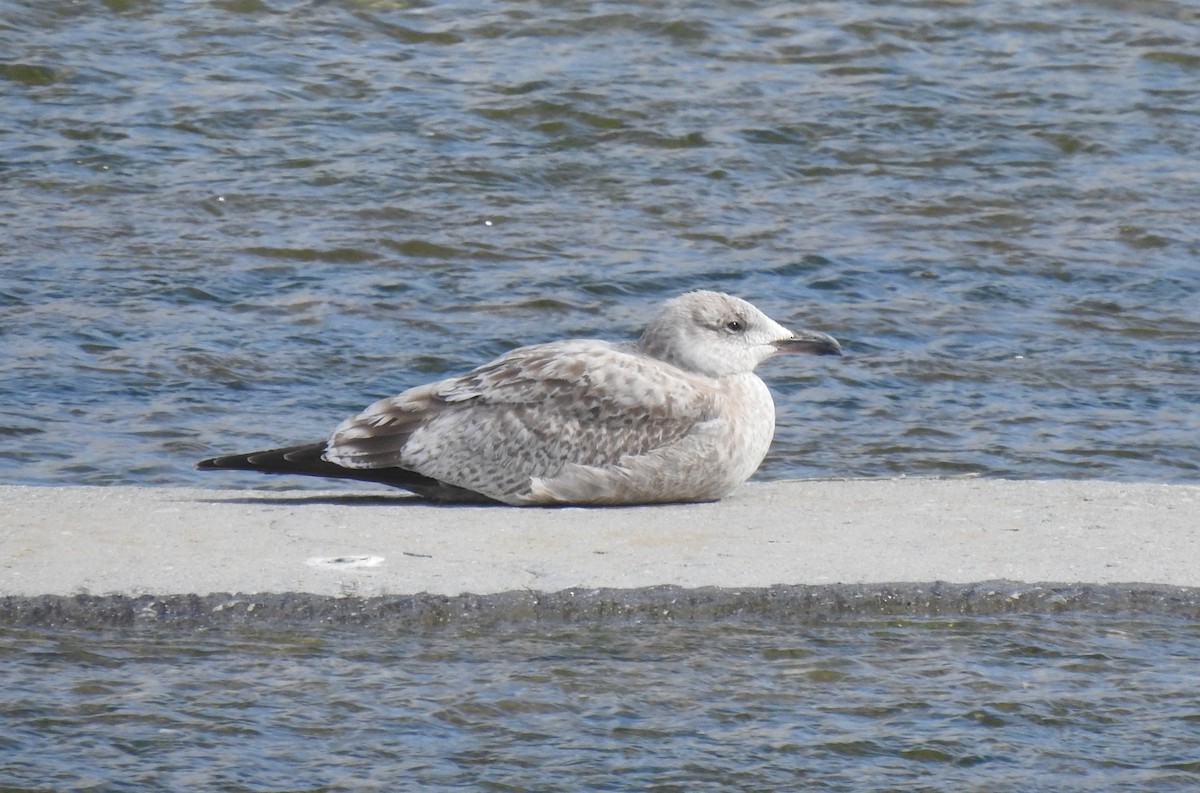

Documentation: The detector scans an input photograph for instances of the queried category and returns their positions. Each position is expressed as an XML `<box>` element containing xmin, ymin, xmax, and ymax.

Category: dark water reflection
<box><xmin>1</xmin><ymin>0</ymin><xmax>1197</xmax><ymax>487</ymax></box>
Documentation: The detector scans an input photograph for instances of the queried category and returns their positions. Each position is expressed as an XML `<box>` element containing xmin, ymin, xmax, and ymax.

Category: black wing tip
<box><xmin>194</xmin><ymin>443</ymin><xmax>498</xmax><ymax>502</ymax></box>
<box><xmin>195</xmin><ymin>443</ymin><xmax>328</xmax><ymax>473</ymax></box>
<box><xmin>196</xmin><ymin>454</ymin><xmax>239</xmax><ymax>471</ymax></box>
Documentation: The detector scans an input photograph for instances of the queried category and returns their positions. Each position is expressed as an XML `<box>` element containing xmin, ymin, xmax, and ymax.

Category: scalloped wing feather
<box><xmin>323</xmin><ymin>340</ymin><xmax>719</xmax><ymax>500</ymax></box>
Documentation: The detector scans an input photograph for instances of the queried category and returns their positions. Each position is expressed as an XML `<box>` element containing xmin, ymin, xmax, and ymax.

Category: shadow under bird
<box><xmin>198</xmin><ymin>290</ymin><xmax>842</xmax><ymax>505</ymax></box>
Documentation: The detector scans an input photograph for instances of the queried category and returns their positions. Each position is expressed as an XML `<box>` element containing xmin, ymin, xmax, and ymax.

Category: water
<box><xmin>2</xmin><ymin>614</ymin><xmax>1199</xmax><ymax>791</ymax></box>
<box><xmin>3</xmin><ymin>4</ymin><xmax>1199</xmax><ymax>788</ymax></box>
<box><xmin>1</xmin><ymin>0</ymin><xmax>1197</xmax><ymax>488</ymax></box>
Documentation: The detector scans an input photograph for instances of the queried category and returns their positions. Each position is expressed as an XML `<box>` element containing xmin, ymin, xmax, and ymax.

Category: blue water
<box><xmin>3</xmin><ymin>615</ymin><xmax>1200</xmax><ymax>791</ymax></box>
<box><xmin>1</xmin><ymin>0</ymin><xmax>1197</xmax><ymax>488</ymax></box>
<box><xmin>3</xmin><ymin>4</ymin><xmax>1200</xmax><ymax>789</ymax></box>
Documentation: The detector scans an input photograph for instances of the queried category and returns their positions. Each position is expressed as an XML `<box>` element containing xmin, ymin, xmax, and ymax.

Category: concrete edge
<box><xmin>4</xmin><ymin>581</ymin><xmax>1200</xmax><ymax>631</ymax></box>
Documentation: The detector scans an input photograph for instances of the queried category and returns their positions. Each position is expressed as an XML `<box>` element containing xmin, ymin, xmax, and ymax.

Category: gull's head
<box><xmin>637</xmin><ymin>290</ymin><xmax>842</xmax><ymax>378</ymax></box>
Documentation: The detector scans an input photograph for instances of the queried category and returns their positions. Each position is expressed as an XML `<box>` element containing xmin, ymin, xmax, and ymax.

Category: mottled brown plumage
<box><xmin>198</xmin><ymin>291</ymin><xmax>841</xmax><ymax>505</ymax></box>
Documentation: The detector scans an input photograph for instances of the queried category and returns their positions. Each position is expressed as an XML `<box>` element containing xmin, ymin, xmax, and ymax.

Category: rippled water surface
<box><xmin>6</xmin><ymin>6</ymin><xmax>1199</xmax><ymax>788</ymax></box>
<box><xmin>2</xmin><ymin>0</ymin><xmax>1198</xmax><ymax>486</ymax></box>
<box><xmin>3</xmin><ymin>615</ymin><xmax>1200</xmax><ymax>791</ymax></box>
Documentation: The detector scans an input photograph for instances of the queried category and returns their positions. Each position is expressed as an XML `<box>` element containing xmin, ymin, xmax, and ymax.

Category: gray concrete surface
<box><xmin>3</xmin><ymin>478</ymin><xmax>1197</xmax><ymax>600</ymax></box>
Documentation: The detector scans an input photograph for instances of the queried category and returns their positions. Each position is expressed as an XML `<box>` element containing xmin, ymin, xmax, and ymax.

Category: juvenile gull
<box><xmin>197</xmin><ymin>290</ymin><xmax>841</xmax><ymax>505</ymax></box>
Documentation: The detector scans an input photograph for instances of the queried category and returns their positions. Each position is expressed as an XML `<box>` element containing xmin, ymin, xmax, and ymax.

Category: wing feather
<box><xmin>324</xmin><ymin>340</ymin><xmax>717</xmax><ymax>499</ymax></box>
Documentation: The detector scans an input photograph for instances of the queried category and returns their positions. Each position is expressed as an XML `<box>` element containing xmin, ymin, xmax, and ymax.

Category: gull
<box><xmin>197</xmin><ymin>290</ymin><xmax>842</xmax><ymax>505</ymax></box>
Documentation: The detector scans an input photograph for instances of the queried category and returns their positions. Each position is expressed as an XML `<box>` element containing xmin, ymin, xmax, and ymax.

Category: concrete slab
<box><xmin>3</xmin><ymin>478</ymin><xmax>1197</xmax><ymax>599</ymax></box>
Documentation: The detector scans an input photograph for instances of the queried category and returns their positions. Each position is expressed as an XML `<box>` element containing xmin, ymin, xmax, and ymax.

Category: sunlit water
<box><xmin>3</xmin><ymin>615</ymin><xmax>1200</xmax><ymax>791</ymax></box>
<box><xmin>2</xmin><ymin>0</ymin><xmax>1198</xmax><ymax>488</ymax></box>
<box><xmin>3</xmin><ymin>3</ymin><xmax>1199</xmax><ymax>789</ymax></box>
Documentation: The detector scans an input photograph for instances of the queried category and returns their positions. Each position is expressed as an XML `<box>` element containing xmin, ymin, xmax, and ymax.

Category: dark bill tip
<box><xmin>774</xmin><ymin>329</ymin><xmax>843</xmax><ymax>357</ymax></box>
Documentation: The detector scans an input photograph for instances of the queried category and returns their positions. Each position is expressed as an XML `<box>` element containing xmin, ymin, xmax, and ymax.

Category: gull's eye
<box><xmin>725</xmin><ymin>319</ymin><xmax>744</xmax><ymax>333</ymax></box>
